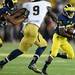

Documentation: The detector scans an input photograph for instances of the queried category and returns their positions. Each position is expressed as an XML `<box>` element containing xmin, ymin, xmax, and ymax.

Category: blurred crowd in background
<box><xmin>0</xmin><ymin>0</ymin><xmax>75</xmax><ymax>42</ymax></box>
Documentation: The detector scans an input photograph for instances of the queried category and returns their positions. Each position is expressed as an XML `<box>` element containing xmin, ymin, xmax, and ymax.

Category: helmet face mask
<box><xmin>65</xmin><ymin>11</ymin><xmax>74</xmax><ymax>18</ymax></box>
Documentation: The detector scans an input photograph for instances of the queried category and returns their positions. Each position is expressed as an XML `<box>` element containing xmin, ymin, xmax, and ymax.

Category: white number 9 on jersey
<box><xmin>33</xmin><ymin>6</ymin><xmax>39</xmax><ymax>15</ymax></box>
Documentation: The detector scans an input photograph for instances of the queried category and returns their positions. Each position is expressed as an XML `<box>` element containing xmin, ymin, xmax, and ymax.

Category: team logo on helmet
<box><xmin>63</xmin><ymin>4</ymin><xmax>75</xmax><ymax>18</ymax></box>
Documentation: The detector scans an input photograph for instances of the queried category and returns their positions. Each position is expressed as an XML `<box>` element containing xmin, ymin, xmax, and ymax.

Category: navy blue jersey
<box><xmin>56</xmin><ymin>13</ymin><xmax>75</xmax><ymax>35</ymax></box>
<box><xmin>0</xmin><ymin>6</ymin><xmax>9</xmax><ymax>16</ymax></box>
<box><xmin>0</xmin><ymin>0</ymin><xmax>14</xmax><ymax>16</ymax></box>
<box><xmin>58</xmin><ymin>14</ymin><xmax>75</xmax><ymax>26</ymax></box>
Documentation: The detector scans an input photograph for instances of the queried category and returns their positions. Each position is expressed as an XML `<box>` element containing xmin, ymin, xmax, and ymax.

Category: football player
<box><xmin>28</xmin><ymin>13</ymin><xmax>72</xmax><ymax>73</ymax></box>
<box><xmin>0</xmin><ymin>0</ymin><xmax>18</xmax><ymax>47</ymax></box>
<box><xmin>41</xmin><ymin>4</ymin><xmax>75</xmax><ymax>75</ymax></box>
<box><xmin>5</xmin><ymin>7</ymin><xmax>68</xmax><ymax>74</ymax></box>
<box><xmin>0</xmin><ymin>0</ymin><xmax>58</xmax><ymax>72</ymax></box>
<box><xmin>5</xmin><ymin>8</ymin><xmax>68</xmax><ymax>74</ymax></box>
<box><xmin>28</xmin><ymin>15</ymin><xmax>56</xmax><ymax>73</ymax></box>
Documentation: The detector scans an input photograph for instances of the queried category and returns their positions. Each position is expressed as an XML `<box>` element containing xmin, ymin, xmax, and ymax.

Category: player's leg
<box><xmin>0</xmin><ymin>49</ymin><xmax>23</xmax><ymax>69</ymax></box>
<box><xmin>0</xmin><ymin>34</ymin><xmax>31</xmax><ymax>69</ymax></box>
<box><xmin>0</xmin><ymin>23</ymin><xmax>39</xmax><ymax>69</ymax></box>
<box><xmin>42</xmin><ymin>33</ymin><xmax>61</xmax><ymax>75</ymax></box>
<box><xmin>18</xmin><ymin>23</ymin><xmax>39</xmax><ymax>52</ymax></box>
<box><xmin>61</xmin><ymin>39</ymin><xmax>74</xmax><ymax>59</ymax></box>
<box><xmin>28</xmin><ymin>33</ymin><xmax>47</xmax><ymax>73</ymax></box>
<box><xmin>50</xmin><ymin>48</ymin><xmax>67</xmax><ymax>59</ymax></box>
<box><xmin>56</xmin><ymin>47</ymin><xmax>68</xmax><ymax>59</ymax></box>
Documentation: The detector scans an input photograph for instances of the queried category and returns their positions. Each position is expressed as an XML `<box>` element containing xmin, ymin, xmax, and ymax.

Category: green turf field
<box><xmin>0</xmin><ymin>42</ymin><xmax>75</xmax><ymax>75</ymax></box>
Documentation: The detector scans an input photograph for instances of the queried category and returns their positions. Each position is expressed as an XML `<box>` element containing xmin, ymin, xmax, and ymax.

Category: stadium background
<box><xmin>0</xmin><ymin>0</ymin><xmax>75</xmax><ymax>75</ymax></box>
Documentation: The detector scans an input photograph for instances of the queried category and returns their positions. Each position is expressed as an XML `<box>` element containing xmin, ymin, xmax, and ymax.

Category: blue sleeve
<box><xmin>58</xmin><ymin>14</ymin><xmax>63</xmax><ymax>21</ymax></box>
<box><xmin>0</xmin><ymin>6</ymin><xmax>9</xmax><ymax>16</ymax></box>
<box><xmin>73</xmin><ymin>16</ymin><xmax>75</xmax><ymax>23</ymax></box>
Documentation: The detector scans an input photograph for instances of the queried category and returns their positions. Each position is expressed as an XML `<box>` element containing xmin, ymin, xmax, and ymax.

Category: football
<box><xmin>66</xmin><ymin>27</ymin><xmax>75</xmax><ymax>35</ymax></box>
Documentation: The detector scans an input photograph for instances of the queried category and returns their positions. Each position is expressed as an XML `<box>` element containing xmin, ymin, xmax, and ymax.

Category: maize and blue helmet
<box><xmin>63</xmin><ymin>4</ymin><xmax>75</xmax><ymax>18</ymax></box>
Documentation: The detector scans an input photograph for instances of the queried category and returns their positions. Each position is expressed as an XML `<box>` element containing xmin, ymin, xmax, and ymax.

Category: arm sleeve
<box><xmin>0</xmin><ymin>6</ymin><xmax>9</xmax><ymax>16</ymax></box>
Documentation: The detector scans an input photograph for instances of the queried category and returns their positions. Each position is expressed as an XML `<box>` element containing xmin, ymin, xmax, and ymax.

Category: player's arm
<box><xmin>47</xmin><ymin>7</ymin><xmax>58</xmax><ymax>24</ymax></box>
<box><xmin>12</xmin><ymin>8</ymin><xmax>29</xmax><ymax>19</ymax></box>
<box><xmin>56</xmin><ymin>25</ymin><xmax>73</xmax><ymax>38</ymax></box>
<box><xmin>11</xmin><ymin>8</ymin><xmax>26</xmax><ymax>18</ymax></box>
<box><xmin>6</xmin><ymin>8</ymin><xmax>29</xmax><ymax>26</ymax></box>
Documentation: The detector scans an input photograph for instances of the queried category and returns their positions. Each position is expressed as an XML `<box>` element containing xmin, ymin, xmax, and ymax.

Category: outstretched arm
<box><xmin>5</xmin><ymin>8</ymin><xmax>29</xmax><ymax>26</ymax></box>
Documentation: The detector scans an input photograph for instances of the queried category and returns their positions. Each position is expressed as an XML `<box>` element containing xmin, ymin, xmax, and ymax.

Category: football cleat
<box><xmin>41</xmin><ymin>70</ymin><xmax>48</xmax><ymax>75</ymax></box>
<box><xmin>28</xmin><ymin>64</ymin><xmax>41</xmax><ymax>74</ymax></box>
